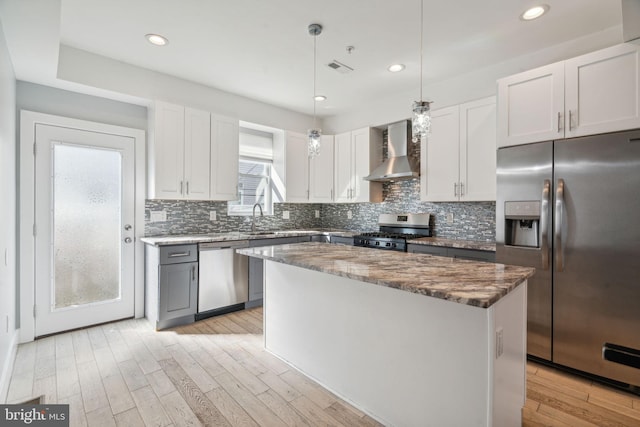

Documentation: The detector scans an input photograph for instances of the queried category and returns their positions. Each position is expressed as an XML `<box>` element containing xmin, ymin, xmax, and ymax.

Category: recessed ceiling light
<box><xmin>388</xmin><ymin>64</ymin><xmax>405</xmax><ymax>73</ymax></box>
<box><xmin>314</xmin><ymin>95</ymin><xmax>327</xmax><ymax>102</ymax></box>
<box><xmin>145</xmin><ymin>33</ymin><xmax>169</xmax><ymax>46</ymax></box>
<box><xmin>520</xmin><ymin>4</ymin><xmax>549</xmax><ymax>21</ymax></box>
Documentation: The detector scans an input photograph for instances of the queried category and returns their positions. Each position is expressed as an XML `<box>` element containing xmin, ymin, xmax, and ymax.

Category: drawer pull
<box><xmin>169</xmin><ymin>252</ymin><xmax>190</xmax><ymax>257</ymax></box>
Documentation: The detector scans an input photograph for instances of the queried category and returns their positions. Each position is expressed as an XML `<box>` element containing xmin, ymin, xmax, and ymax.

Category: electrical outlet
<box><xmin>347</xmin><ymin>210</ymin><xmax>353</xmax><ymax>219</ymax></box>
<box><xmin>315</xmin><ymin>210</ymin><xmax>320</xmax><ymax>218</ymax></box>
<box><xmin>150</xmin><ymin>211</ymin><xmax>167</xmax><ymax>222</ymax></box>
<box><xmin>282</xmin><ymin>211</ymin><xmax>290</xmax><ymax>220</ymax></box>
<box><xmin>446</xmin><ymin>212</ymin><xmax>454</xmax><ymax>224</ymax></box>
<box><xmin>209</xmin><ymin>211</ymin><xmax>217</xmax><ymax>221</ymax></box>
<box><xmin>495</xmin><ymin>327</ymin><xmax>504</xmax><ymax>359</ymax></box>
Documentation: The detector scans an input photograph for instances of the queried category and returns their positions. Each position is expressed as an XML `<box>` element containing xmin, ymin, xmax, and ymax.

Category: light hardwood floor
<box><xmin>6</xmin><ymin>308</ymin><xmax>640</xmax><ymax>426</ymax></box>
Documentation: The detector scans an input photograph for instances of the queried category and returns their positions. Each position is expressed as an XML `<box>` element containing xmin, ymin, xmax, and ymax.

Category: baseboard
<box><xmin>0</xmin><ymin>328</ymin><xmax>19</xmax><ymax>404</ymax></box>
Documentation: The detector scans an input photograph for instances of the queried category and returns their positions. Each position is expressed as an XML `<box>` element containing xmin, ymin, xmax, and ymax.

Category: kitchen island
<box><xmin>238</xmin><ymin>242</ymin><xmax>534</xmax><ymax>427</ymax></box>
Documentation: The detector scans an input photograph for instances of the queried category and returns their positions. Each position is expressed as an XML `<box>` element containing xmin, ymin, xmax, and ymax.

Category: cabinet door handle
<box><xmin>454</xmin><ymin>182</ymin><xmax>458</xmax><ymax>197</ymax></box>
<box><xmin>569</xmin><ymin>110</ymin><xmax>574</xmax><ymax>131</ymax></box>
<box><xmin>460</xmin><ymin>182</ymin><xmax>464</xmax><ymax>196</ymax></box>
<box><xmin>186</xmin><ymin>181</ymin><xmax>189</xmax><ymax>195</ymax></box>
<box><xmin>557</xmin><ymin>112</ymin><xmax>562</xmax><ymax>132</ymax></box>
<box><xmin>192</xmin><ymin>265</ymin><xmax>196</xmax><ymax>281</ymax></box>
<box><xmin>180</xmin><ymin>181</ymin><xmax>184</xmax><ymax>195</ymax></box>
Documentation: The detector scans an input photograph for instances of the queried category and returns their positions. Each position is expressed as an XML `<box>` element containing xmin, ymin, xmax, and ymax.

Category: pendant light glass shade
<box><xmin>308</xmin><ymin>23</ymin><xmax>322</xmax><ymax>157</ymax></box>
<box><xmin>412</xmin><ymin>100</ymin><xmax>432</xmax><ymax>143</ymax></box>
<box><xmin>308</xmin><ymin>129</ymin><xmax>321</xmax><ymax>157</ymax></box>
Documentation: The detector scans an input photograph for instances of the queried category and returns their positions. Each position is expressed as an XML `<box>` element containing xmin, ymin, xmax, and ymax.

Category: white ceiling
<box><xmin>0</xmin><ymin>0</ymin><xmax>623</xmax><ymax>117</ymax></box>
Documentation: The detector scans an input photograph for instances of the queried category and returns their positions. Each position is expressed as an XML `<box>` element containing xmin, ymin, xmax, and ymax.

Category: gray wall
<box><xmin>0</xmin><ymin>18</ymin><xmax>17</xmax><ymax>402</ymax></box>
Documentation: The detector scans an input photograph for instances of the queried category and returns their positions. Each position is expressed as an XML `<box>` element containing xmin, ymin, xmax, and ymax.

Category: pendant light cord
<box><xmin>313</xmin><ymin>32</ymin><xmax>317</xmax><ymax>129</ymax></box>
<box><xmin>419</xmin><ymin>0</ymin><xmax>423</xmax><ymax>101</ymax></box>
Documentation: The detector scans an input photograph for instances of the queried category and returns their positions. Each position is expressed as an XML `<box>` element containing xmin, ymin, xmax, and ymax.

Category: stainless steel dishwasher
<box><xmin>198</xmin><ymin>240</ymin><xmax>249</xmax><ymax>315</ymax></box>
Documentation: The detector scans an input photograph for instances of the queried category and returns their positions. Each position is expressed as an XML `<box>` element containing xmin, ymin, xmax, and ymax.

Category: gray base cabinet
<box><xmin>407</xmin><ymin>244</ymin><xmax>496</xmax><ymax>262</ymax></box>
<box><xmin>145</xmin><ymin>244</ymin><xmax>198</xmax><ymax>330</ymax></box>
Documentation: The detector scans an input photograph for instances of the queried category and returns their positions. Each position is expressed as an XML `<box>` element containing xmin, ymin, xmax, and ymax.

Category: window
<box><xmin>228</xmin><ymin>126</ymin><xmax>283</xmax><ymax>215</ymax></box>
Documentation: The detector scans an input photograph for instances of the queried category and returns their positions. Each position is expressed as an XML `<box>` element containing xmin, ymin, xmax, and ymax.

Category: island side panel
<box><xmin>264</xmin><ymin>261</ymin><xmax>495</xmax><ymax>427</ymax></box>
<box><xmin>489</xmin><ymin>280</ymin><xmax>527</xmax><ymax>427</ymax></box>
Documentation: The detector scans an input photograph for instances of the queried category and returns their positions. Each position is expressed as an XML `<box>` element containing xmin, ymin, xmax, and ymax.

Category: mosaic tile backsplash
<box><xmin>145</xmin><ymin>181</ymin><xmax>495</xmax><ymax>241</ymax></box>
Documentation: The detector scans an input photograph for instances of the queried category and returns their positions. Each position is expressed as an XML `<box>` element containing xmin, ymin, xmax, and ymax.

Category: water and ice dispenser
<box><xmin>504</xmin><ymin>201</ymin><xmax>541</xmax><ymax>248</ymax></box>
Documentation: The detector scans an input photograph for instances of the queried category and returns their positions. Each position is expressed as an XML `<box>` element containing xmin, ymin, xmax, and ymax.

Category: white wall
<box><xmin>323</xmin><ymin>25</ymin><xmax>623</xmax><ymax>133</ymax></box>
<box><xmin>16</xmin><ymin>81</ymin><xmax>147</xmax><ymax>131</ymax></box>
<box><xmin>57</xmin><ymin>45</ymin><xmax>317</xmax><ymax>133</ymax></box>
<box><xmin>0</xmin><ymin>19</ymin><xmax>17</xmax><ymax>403</ymax></box>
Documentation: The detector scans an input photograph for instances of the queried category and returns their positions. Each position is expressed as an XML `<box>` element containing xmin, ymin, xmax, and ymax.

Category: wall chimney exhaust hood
<box><xmin>364</xmin><ymin>120</ymin><xmax>419</xmax><ymax>182</ymax></box>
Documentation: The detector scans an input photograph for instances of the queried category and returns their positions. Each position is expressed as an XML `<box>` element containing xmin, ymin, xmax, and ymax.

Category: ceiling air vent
<box><xmin>327</xmin><ymin>60</ymin><xmax>354</xmax><ymax>74</ymax></box>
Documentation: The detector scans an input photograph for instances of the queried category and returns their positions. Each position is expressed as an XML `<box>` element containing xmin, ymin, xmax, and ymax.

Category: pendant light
<box><xmin>308</xmin><ymin>23</ymin><xmax>322</xmax><ymax>157</ymax></box>
<box><xmin>412</xmin><ymin>0</ymin><xmax>432</xmax><ymax>143</ymax></box>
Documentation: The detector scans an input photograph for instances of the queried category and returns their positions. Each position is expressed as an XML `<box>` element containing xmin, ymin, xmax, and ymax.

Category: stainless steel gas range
<box><xmin>353</xmin><ymin>213</ymin><xmax>431</xmax><ymax>252</ymax></box>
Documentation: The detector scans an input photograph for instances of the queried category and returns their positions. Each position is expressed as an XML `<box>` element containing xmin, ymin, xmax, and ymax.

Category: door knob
<box><xmin>124</xmin><ymin>237</ymin><xmax>133</xmax><ymax>244</ymax></box>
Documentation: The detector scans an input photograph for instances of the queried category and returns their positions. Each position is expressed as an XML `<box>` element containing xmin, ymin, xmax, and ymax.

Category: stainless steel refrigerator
<box><xmin>496</xmin><ymin>129</ymin><xmax>640</xmax><ymax>389</ymax></box>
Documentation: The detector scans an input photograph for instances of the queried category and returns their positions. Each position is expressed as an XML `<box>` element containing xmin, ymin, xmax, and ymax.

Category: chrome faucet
<box><xmin>252</xmin><ymin>203</ymin><xmax>264</xmax><ymax>233</ymax></box>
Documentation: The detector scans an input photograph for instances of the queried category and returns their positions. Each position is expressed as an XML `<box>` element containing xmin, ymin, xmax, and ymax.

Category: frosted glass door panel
<box><xmin>35</xmin><ymin>124</ymin><xmax>135</xmax><ymax>337</ymax></box>
<box><xmin>53</xmin><ymin>144</ymin><xmax>122</xmax><ymax>309</ymax></box>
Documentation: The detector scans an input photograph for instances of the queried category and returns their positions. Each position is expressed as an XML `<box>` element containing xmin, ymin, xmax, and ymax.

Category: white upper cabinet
<box><xmin>286</xmin><ymin>132</ymin><xmax>335</xmax><ymax>203</ymax></box>
<box><xmin>334</xmin><ymin>127</ymin><xmax>382</xmax><ymax>203</ymax></box>
<box><xmin>459</xmin><ymin>97</ymin><xmax>497</xmax><ymax>201</ymax></box>
<box><xmin>421</xmin><ymin>96</ymin><xmax>496</xmax><ymax>202</ymax></box>
<box><xmin>497</xmin><ymin>63</ymin><xmax>564</xmax><ymax>147</ymax></box>
<box><xmin>309</xmin><ymin>135</ymin><xmax>335</xmax><ymax>202</ymax></box>
<box><xmin>284</xmin><ymin>131</ymin><xmax>310</xmax><ymax>202</ymax></box>
<box><xmin>148</xmin><ymin>101</ymin><xmax>239</xmax><ymax>200</ymax></box>
<box><xmin>498</xmin><ymin>43</ymin><xmax>640</xmax><ymax>147</ymax></box>
<box><xmin>421</xmin><ymin>106</ymin><xmax>460</xmax><ymax>202</ymax></box>
<box><xmin>210</xmin><ymin>114</ymin><xmax>239</xmax><ymax>201</ymax></box>
<box><xmin>184</xmin><ymin>107</ymin><xmax>211</xmax><ymax>200</ymax></box>
<box><xmin>565</xmin><ymin>44</ymin><xmax>640</xmax><ymax>138</ymax></box>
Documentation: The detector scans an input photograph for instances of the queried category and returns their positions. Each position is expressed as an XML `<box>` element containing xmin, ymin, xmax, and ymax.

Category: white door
<box><xmin>34</xmin><ymin>124</ymin><xmax>135</xmax><ymax>337</ymax></box>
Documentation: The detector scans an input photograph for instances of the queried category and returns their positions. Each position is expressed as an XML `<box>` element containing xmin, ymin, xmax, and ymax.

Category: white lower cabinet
<box><xmin>285</xmin><ymin>132</ymin><xmax>334</xmax><ymax>202</ymax></box>
<box><xmin>334</xmin><ymin>127</ymin><xmax>382</xmax><ymax>203</ymax></box>
<box><xmin>148</xmin><ymin>100</ymin><xmax>239</xmax><ymax>200</ymax></box>
<box><xmin>421</xmin><ymin>96</ymin><xmax>496</xmax><ymax>202</ymax></box>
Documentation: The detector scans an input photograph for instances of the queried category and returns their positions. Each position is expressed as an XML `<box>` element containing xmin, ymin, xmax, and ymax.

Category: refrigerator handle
<box><xmin>555</xmin><ymin>179</ymin><xmax>565</xmax><ymax>272</ymax></box>
<box><xmin>540</xmin><ymin>179</ymin><xmax>551</xmax><ymax>270</ymax></box>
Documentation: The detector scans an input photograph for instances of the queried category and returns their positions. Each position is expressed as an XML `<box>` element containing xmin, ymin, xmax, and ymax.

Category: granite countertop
<box><xmin>140</xmin><ymin>229</ymin><xmax>356</xmax><ymax>246</ymax></box>
<box><xmin>237</xmin><ymin>242</ymin><xmax>534</xmax><ymax>308</ymax></box>
<box><xmin>408</xmin><ymin>237</ymin><xmax>496</xmax><ymax>252</ymax></box>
